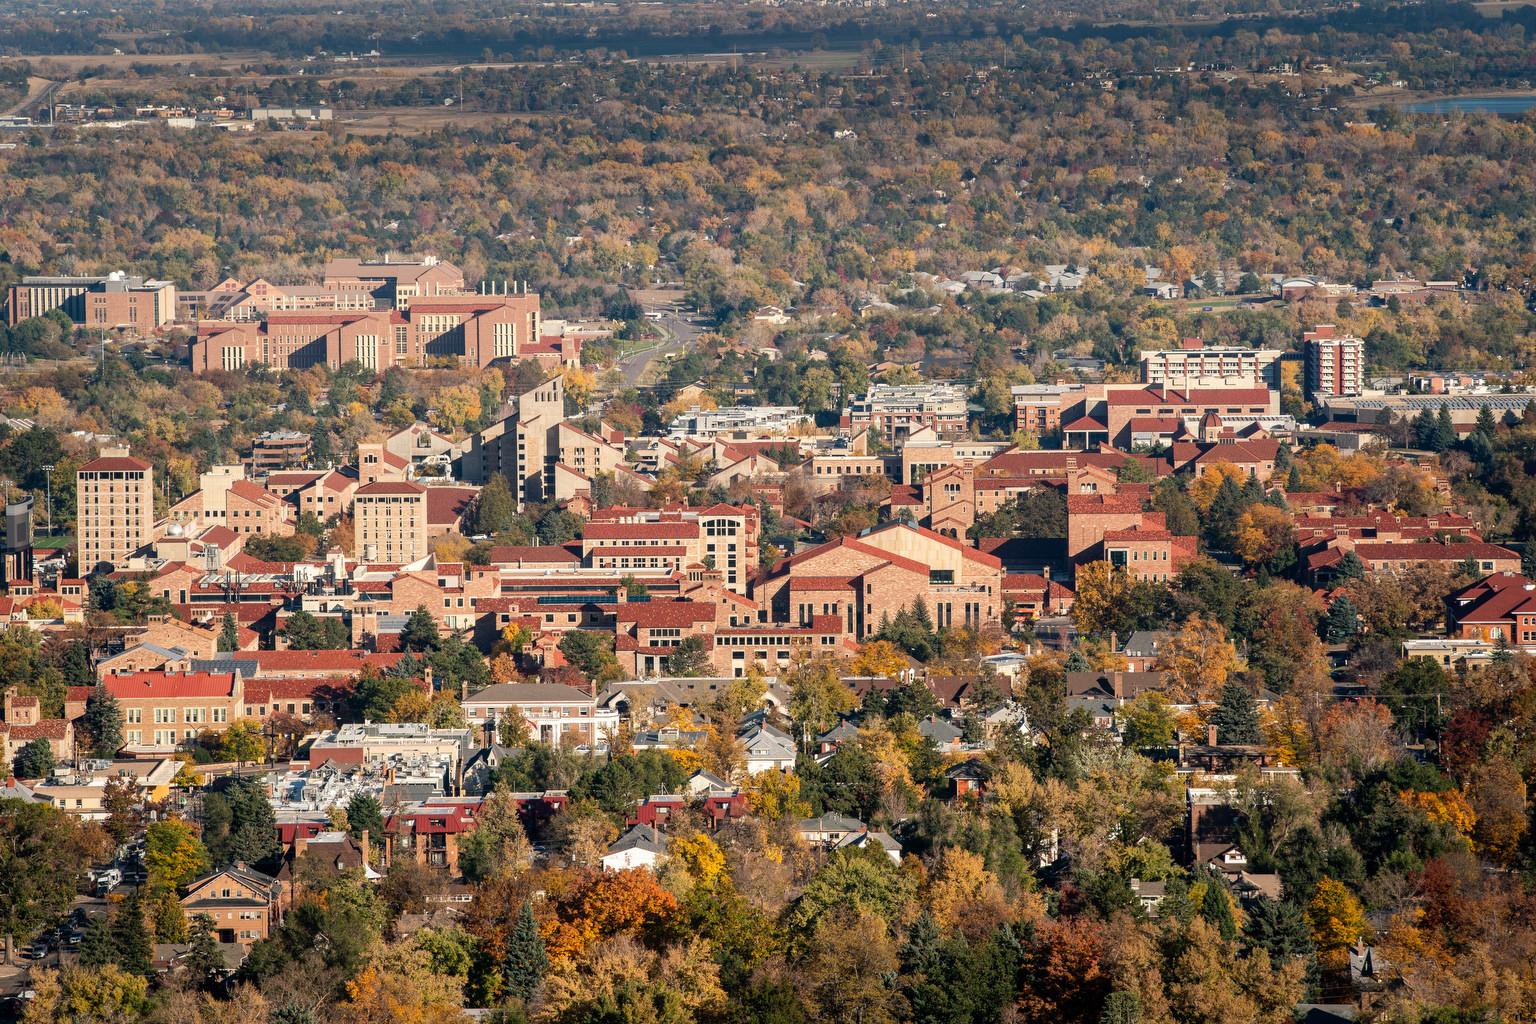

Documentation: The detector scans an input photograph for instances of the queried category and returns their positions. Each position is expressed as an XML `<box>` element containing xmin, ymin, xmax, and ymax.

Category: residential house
<box><xmin>603</xmin><ymin>823</ymin><xmax>667</xmax><ymax>872</ymax></box>
<box><xmin>179</xmin><ymin>865</ymin><xmax>283</xmax><ymax>944</ymax></box>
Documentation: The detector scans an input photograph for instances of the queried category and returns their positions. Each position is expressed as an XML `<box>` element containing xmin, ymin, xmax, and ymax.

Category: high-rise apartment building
<box><xmin>452</xmin><ymin>374</ymin><xmax>566</xmax><ymax>509</ymax></box>
<box><xmin>77</xmin><ymin>446</ymin><xmax>155</xmax><ymax>572</ymax></box>
<box><xmin>1304</xmin><ymin>324</ymin><xmax>1365</xmax><ymax>398</ymax></box>
<box><xmin>354</xmin><ymin>481</ymin><xmax>429</xmax><ymax>564</ymax></box>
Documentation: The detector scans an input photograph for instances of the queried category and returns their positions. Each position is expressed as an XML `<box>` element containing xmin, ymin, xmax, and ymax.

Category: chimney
<box><xmin>1207</xmin><ymin>724</ymin><xmax>1219</xmax><ymax>745</ymax></box>
<box><xmin>292</xmin><ymin>834</ymin><xmax>308</xmax><ymax>860</ymax></box>
<box><xmin>359</xmin><ymin>828</ymin><xmax>371</xmax><ymax>867</ymax></box>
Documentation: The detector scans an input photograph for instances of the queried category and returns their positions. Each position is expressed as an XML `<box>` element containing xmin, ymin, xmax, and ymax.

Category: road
<box><xmin>614</xmin><ymin>312</ymin><xmax>705</xmax><ymax>387</ymax></box>
<box><xmin>3</xmin><ymin>77</ymin><xmax>60</xmax><ymax>119</ymax></box>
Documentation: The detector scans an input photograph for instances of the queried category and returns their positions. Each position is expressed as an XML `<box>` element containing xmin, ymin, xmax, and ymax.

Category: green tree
<box><xmin>1323</xmin><ymin>596</ymin><xmax>1359</xmax><ymax>643</ymax></box>
<box><xmin>351</xmin><ymin>664</ymin><xmax>421</xmax><ymax>722</ymax></box>
<box><xmin>11</xmin><ymin>737</ymin><xmax>54</xmax><ymax>778</ymax></box>
<box><xmin>399</xmin><ymin>606</ymin><xmax>442</xmax><ymax>653</ymax></box>
<box><xmin>111</xmin><ymin>887</ymin><xmax>154</xmax><ymax>977</ymax></box>
<box><xmin>1336</xmin><ymin>551</ymin><xmax>1365</xmax><ymax>579</ymax></box>
<box><xmin>1433</xmin><ymin>405</ymin><xmax>1457</xmax><ymax>451</ymax></box>
<box><xmin>474</xmin><ymin>474</ymin><xmax>518</xmax><ymax>535</ymax></box>
<box><xmin>664</xmin><ymin>635</ymin><xmax>710</xmax><ymax>677</ymax></box>
<box><xmin>558</xmin><ymin>630</ymin><xmax>621</xmax><ymax>682</ymax></box>
<box><xmin>1244</xmin><ymin>898</ymin><xmax>1318</xmax><ymax>997</ymax></box>
<box><xmin>185</xmin><ymin>913</ymin><xmax>225</xmax><ymax>984</ymax></box>
<box><xmin>346</xmin><ymin>792</ymin><xmax>384</xmax><ymax>844</ymax></box>
<box><xmin>1210</xmin><ymin>682</ymin><xmax>1262</xmax><ymax>745</ymax></box>
<box><xmin>220</xmin><ymin>719</ymin><xmax>267</xmax><ymax>766</ymax></box>
<box><xmin>81</xmin><ymin>683</ymin><xmax>124</xmax><ymax>757</ymax></box>
<box><xmin>144</xmin><ymin>817</ymin><xmax>210</xmax><ymax>890</ymax></box>
<box><xmin>203</xmin><ymin>778</ymin><xmax>280</xmax><ymax>869</ymax></box>
<box><xmin>502</xmin><ymin>901</ymin><xmax>548</xmax><ymax>1003</ymax></box>
<box><xmin>281</xmin><ymin>610</ymin><xmax>349</xmax><ymax>650</ymax></box>
<box><xmin>0</xmin><ymin>800</ymin><xmax>105</xmax><ymax>953</ymax></box>
<box><xmin>1100</xmin><ymin>991</ymin><xmax>1143</xmax><ymax>1024</ymax></box>
<box><xmin>1119</xmin><ymin>692</ymin><xmax>1176</xmax><ymax>749</ymax></box>
<box><xmin>219</xmin><ymin>613</ymin><xmax>239</xmax><ymax>653</ymax></box>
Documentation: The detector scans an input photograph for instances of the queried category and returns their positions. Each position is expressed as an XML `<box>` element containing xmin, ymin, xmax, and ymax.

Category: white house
<box><xmin>738</xmin><ymin>722</ymin><xmax>796</xmax><ymax>773</ymax></box>
<box><xmin>602</xmin><ymin>823</ymin><xmax>667</xmax><ymax>872</ymax></box>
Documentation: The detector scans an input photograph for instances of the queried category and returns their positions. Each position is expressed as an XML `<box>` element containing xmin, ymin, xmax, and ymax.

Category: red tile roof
<box><xmin>1067</xmin><ymin>493</ymin><xmax>1146</xmax><ymax>515</ymax></box>
<box><xmin>426</xmin><ymin>486</ymin><xmax>478</xmax><ymax>527</ymax></box>
<box><xmin>617</xmin><ymin>602</ymin><xmax>718</xmax><ymax>627</ymax></box>
<box><xmin>97</xmin><ymin>672</ymin><xmax>239</xmax><ymax>699</ymax></box>
<box><xmin>80</xmin><ymin>455</ymin><xmax>151</xmax><ymax>472</ymax></box>
<box><xmin>584</xmin><ymin>523</ymin><xmax>698</xmax><ymax>541</ymax></box>
<box><xmin>3</xmin><ymin>719</ymin><xmax>70</xmax><ymax>741</ymax></box>
<box><xmin>487</xmin><ymin>545</ymin><xmax>581</xmax><ymax>564</ymax></box>
<box><xmin>1105</xmin><ymin>386</ymin><xmax>1273</xmax><ymax>406</ymax></box>
<box><xmin>356</xmin><ymin>481</ymin><xmax>427</xmax><ymax>497</ymax></box>
<box><xmin>1355</xmin><ymin>541</ymin><xmax>1518</xmax><ymax>562</ymax></box>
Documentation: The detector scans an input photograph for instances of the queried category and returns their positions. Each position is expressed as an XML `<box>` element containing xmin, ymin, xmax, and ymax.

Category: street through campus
<box><xmin>616</xmin><ymin>310</ymin><xmax>705</xmax><ymax>387</ymax></box>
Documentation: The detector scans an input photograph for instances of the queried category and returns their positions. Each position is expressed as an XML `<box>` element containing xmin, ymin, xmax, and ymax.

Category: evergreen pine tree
<box><xmin>185</xmin><ymin>913</ymin><xmax>224</xmax><ymax>984</ymax></box>
<box><xmin>1433</xmin><ymin>405</ymin><xmax>1457</xmax><ymax>451</ymax></box>
<box><xmin>1411</xmin><ymin>408</ymin><xmax>1437</xmax><ymax>449</ymax></box>
<box><xmin>1244</xmin><ymin>898</ymin><xmax>1320</xmax><ymax>999</ymax></box>
<box><xmin>219</xmin><ymin>612</ymin><xmax>239</xmax><ymax>653</ymax></box>
<box><xmin>1210</xmin><ymin>682</ymin><xmax>1261</xmax><ymax>745</ymax></box>
<box><xmin>1207</xmin><ymin>475</ymin><xmax>1247</xmax><ymax>550</ymax></box>
<box><xmin>12</xmin><ymin>737</ymin><xmax>54</xmax><ymax>778</ymax></box>
<box><xmin>1200</xmin><ymin>874</ymin><xmax>1238</xmax><ymax>941</ymax></box>
<box><xmin>1475</xmin><ymin>404</ymin><xmax>1498</xmax><ymax>438</ymax></box>
<box><xmin>1323</xmin><ymin>596</ymin><xmax>1359</xmax><ymax>643</ymax></box>
<box><xmin>82</xmin><ymin>683</ymin><xmax>124</xmax><ymax>757</ymax></box>
<box><xmin>112</xmin><ymin>887</ymin><xmax>154</xmax><ymax>977</ymax></box>
<box><xmin>474</xmin><ymin>474</ymin><xmax>518</xmax><ymax>536</ymax></box>
<box><xmin>1241</xmin><ymin>472</ymin><xmax>1265</xmax><ymax>504</ymax></box>
<box><xmin>346</xmin><ymin>792</ymin><xmax>384</xmax><ymax>844</ymax></box>
<box><xmin>911</xmin><ymin>597</ymin><xmax>934</xmax><ymax>635</ymax></box>
<box><xmin>1273</xmin><ymin>443</ymin><xmax>1293</xmax><ymax>474</ymax></box>
<box><xmin>503</xmin><ymin>901</ymin><xmax>548</xmax><ymax>1002</ymax></box>
<box><xmin>399</xmin><ymin>606</ymin><xmax>442</xmax><ymax>653</ymax></box>
<box><xmin>1336</xmin><ymin>551</ymin><xmax>1365</xmax><ymax>579</ymax></box>
<box><xmin>1286</xmin><ymin>464</ymin><xmax>1303</xmax><ymax>493</ymax></box>
<box><xmin>1064</xmin><ymin>648</ymin><xmax>1091</xmax><ymax>672</ymax></box>
<box><xmin>270</xmin><ymin>1007</ymin><xmax>317</xmax><ymax>1024</ymax></box>
<box><xmin>77</xmin><ymin>916</ymin><xmax>120</xmax><ymax>967</ymax></box>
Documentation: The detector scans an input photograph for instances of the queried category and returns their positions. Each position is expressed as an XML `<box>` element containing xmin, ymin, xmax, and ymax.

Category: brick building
<box><xmin>188</xmin><ymin>292</ymin><xmax>540</xmax><ymax>374</ymax></box>
<box><xmin>354</xmin><ymin>481</ymin><xmax>429</xmax><ymax>564</ymax></box>
<box><xmin>843</xmin><ymin>383</ymin><xmax>969</xmax><ymax>443</ymax></box>
<box><xmin>581</xmin><ymin>504</ymin><xmax>760</xmax><ymax>595</ymax></box>
<box><xmin>77</xmin><ymin>446</ymin><xmax>155</xmax><ymax>573</ymax></box>
<box><xmin>756</xmin><ymin>522</ymin><xmax>1003</xmax><ymax>639</ymax></box>
<box><xmin>320</xmin><ymin>257</ymin><xmax>465</xmax><ymax>310</ymax></box>
<box><xmin>6</xmin><ymin>272</ymin><xmax>176</xmax><ymax>329</ymax></box>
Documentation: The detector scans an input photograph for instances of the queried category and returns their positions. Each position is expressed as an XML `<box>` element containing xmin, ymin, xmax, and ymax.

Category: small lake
<box><xmin>1403</xmin><ymin>94</ymin><xmax>1536</xmax><ymax>114</ymax></box>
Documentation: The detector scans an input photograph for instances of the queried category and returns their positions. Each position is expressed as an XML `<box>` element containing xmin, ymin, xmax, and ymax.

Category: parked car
<box><xmin>26</xmin><ymin>940</ymin><xmax>50</xmax><ymax>960</ymax></box>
